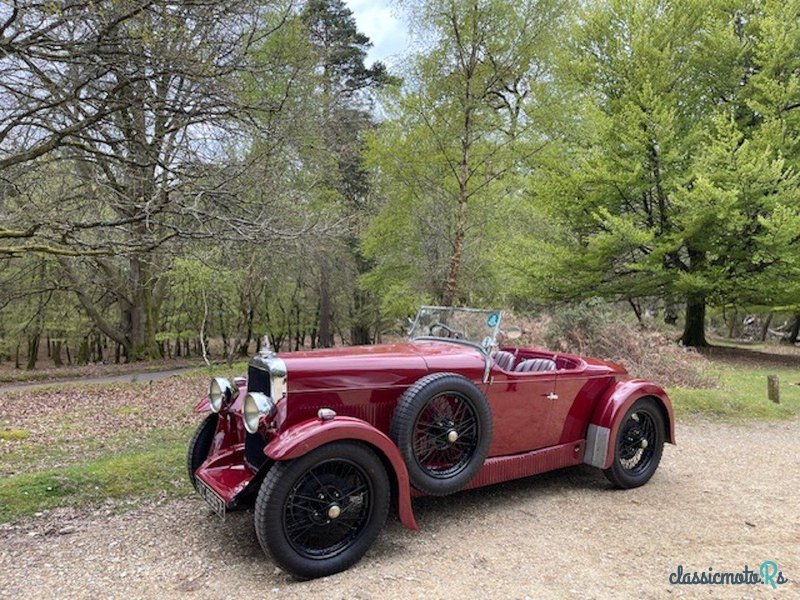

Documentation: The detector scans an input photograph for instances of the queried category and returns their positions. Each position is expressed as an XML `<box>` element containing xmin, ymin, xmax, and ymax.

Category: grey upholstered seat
<box><xmin>514</xmin><ymin>358</ymin><xmax>557</xmax><ymax>373</ymax></box>
<box><xmin>493</xmin><ymin>350</ymin><xmax>516</xmax><ymax>372</ymax></box>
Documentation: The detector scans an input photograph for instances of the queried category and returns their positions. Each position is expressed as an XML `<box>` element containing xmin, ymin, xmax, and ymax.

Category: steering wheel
<box><xmin>430</xmin><ymin>321</ymin><xmax>465</xmax><ymax>339</ymax></box>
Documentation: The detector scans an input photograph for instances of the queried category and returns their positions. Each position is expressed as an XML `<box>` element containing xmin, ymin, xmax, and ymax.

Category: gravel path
<box><xmin>1</xmin><ymin>419</ymin><xmax>798</xmax><ymax>599</ymax></box>
<box><xmin>0</xmin><ymin>367</ymin><xmax>196</xmax><ymax>394</ymax></box>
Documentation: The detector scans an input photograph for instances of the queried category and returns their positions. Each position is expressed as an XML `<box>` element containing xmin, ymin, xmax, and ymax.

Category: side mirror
<box><xmin>504</xmin><ymin>326</ymin><xmax>522</xmax><ymax>340</ymax></box>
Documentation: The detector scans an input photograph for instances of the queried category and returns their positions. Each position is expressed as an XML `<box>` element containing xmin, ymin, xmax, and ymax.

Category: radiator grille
<box><xmin>247</xmin><ymin>365</ymin><xmax>271</xmax><ymax>396</ymax></box>
<box><xmin>245</xmin><ymin>432</ymin><xmax>267</xmax><ymax>469</ymax></box>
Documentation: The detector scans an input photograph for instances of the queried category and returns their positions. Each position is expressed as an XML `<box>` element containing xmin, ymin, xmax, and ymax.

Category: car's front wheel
<box><xmin>603</xmin><ymin>397</ymin><xmax>665</xmax><ymax>489</ymax></box>
<box><xmin>187</xmin><ymin>413</ymin><xmax>218</xmax><ymax>491</ymax></box>
<box><xmin>254</xmin><ymin>441</ymin><xmax>390</xmax><ymax>579</ymax></box>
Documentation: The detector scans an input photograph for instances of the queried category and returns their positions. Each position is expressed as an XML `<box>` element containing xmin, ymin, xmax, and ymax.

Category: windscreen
<box><xmin>408</xmin><ymin>306</ymin><xmax>503</xmax><ymax>350</ymax></box>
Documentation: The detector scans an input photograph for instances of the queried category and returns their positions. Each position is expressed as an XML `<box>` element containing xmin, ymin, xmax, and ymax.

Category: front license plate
<box><xmin>196</xmin><ymin>479</ymin><xmax>226</xmax><ymax>520</ymax></box>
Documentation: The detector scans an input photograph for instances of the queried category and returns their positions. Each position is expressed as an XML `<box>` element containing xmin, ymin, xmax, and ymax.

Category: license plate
<box><xmin>196</xmin><ymin>478</ymin><xmax>226</xmax><ymax>520</ymax></box>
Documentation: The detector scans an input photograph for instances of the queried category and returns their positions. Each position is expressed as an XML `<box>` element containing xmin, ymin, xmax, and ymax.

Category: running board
<box><xmin>463</xmin><ymin>440</ymin><xmax>586</xmax><ymax>491</ymax></box>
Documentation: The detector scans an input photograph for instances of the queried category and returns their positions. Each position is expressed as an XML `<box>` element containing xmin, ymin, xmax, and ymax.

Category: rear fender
<box><xmin>264</xmin><ymin>416</ymin><xmax>419</xmax><ymax>531</ymax></box>
<box><xmin>583</xmin><ymin>380</ymin><xmax>676</xmax><ymax>469</ymax></box>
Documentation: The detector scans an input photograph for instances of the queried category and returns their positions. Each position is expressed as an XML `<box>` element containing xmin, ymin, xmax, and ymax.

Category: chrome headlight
<box><xmin>209</xmin><ymin>377</ymin><xmax>233</xmax><ymax>413</ymax></box>
<box><xmin>243</xmin><ymin>392</ymin><xmax>276</xmax><ymax>434</ymax></box>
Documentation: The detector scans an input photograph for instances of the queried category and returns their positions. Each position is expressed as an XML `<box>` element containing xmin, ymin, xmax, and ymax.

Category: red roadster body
<box><xmin>188</xmin><ymin>307</ymin><xmax>675</xmax><ymax>579</ymax></box>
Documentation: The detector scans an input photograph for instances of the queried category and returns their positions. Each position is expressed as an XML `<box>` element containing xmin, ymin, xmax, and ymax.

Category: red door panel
<box><xmin>485</xmin><ymin>368</ymin><xmax>557</xmax><ymax>456</ymax></box>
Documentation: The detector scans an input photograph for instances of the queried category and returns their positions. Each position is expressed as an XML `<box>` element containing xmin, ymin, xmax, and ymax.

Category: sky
<box><xmin>344</xmin><ymin>0</ymin><xmax>411</xmax><ymax>66</ymax></box>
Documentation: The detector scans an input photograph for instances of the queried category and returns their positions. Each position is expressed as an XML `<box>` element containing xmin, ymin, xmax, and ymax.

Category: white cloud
<box><xmin>345</xmin><ymin>0</ymin><xmax>410</xmax><ymax>66</ymax></box>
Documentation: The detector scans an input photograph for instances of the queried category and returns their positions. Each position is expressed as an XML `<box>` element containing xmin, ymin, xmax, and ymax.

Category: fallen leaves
<box><xmin>0</xmin><ymin>373</ymin><xmax>212</xmax><ymax>475</ymax></box>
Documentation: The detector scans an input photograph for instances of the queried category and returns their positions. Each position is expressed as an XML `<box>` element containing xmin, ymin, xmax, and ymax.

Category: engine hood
<box><xmin>273</xmin><ymin>340</ymin><xmax>487</xmax><ymax>394</ymax></box>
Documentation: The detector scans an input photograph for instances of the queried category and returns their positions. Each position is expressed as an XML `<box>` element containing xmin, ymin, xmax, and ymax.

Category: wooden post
<box><xmin>767</xmin><ymin>375</ymin><xmax>780</xmax><ymax>404</ymax></box>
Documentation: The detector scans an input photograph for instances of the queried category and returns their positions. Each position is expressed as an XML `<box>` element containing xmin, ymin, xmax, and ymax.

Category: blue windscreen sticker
<box><xmin>487</xmin><ymin>313</ymin><xmax>499</xmax><ymax>328</ymax></box>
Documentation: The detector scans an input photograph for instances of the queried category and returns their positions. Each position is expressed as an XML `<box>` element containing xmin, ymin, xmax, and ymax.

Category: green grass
<box><xmin>0</xmin><ymin>426</ymin><xmax>196</xmax><ymax>522</ymax></box>
<box><xmin>0</xmin><ymin>429</ymin><xmax>29</xmax><ymax>441</ymax></box>
<box><xmin>0</xmin><ymin>436</ymin><xmax>190</xmax><ymax>522</ymax></box>
<box><xmin>1</xmin><ymin>425</ymin><xmax>193</xmax><ymax>475</ymax></box>
<box><xmin>669</xmin><ymin>365</ymin><xmax>800</xmax><ymax>420</ymax></box>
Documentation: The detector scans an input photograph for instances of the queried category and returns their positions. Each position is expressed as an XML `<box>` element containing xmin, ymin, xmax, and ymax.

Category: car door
<box><xmin>484</xmin><ymin>366</ymin><xmax>558</xmax><ymax>456</ymax></box>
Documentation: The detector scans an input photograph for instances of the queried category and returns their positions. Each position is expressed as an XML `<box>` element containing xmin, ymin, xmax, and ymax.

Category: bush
<box><xmin>508</xmin><ymin>301</ymin><xmax>714</xmax><ymax>389</ymax></box>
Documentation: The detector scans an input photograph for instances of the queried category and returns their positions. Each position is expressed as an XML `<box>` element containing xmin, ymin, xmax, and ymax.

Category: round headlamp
<box><xmin>243</xmin><ymin>392</ymin><xmax>276</xmax><ymax>434</ymax></box>
<box><xmin>208</xmin><ymin>377</ymin><xmax>233</xmax><ymax>413</ymax></box>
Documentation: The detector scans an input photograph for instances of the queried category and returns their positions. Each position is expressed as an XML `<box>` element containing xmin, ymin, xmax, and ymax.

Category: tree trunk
<box><xmin>350</xmin><ymin>282</ymin><xmax>371</xmax><ymax>345</ymax></box>
<box><xmin>78</xmin><ymin>337</ymin><xmax>90</xmax><ymax>365</ymax></box>
<box><xmin>628</xmin><ymin>298</ymin><xmax>643</xmax><ymax>324</ymax></box>
<box><xmin>238</xmin><ymin>307</ymin><xmax>254</xmax><ymax>356</ymax></box>
<box><xmin>52</xmin><ymin>340</ymin><xmax>63</xmax><ymax>367</ymax></box>
<box><xmin>318</xmin><ymin>261</ymin><xmax>333</xmax><ymax>348</ymax></box>
<box><xmin>443</xmin><ymin>191</ymin><xmax>468</xmax><ymax>306</ymax></box>
<box><xmin>26</xmin><ymin>335</ymin><xmax>39</xmax><ymax>370</ymax></box>
<box><xmin>760</xmin><ymin>312</ymin><xmax>773</xmax><ymax>342</ymax></box>
<box><xmin>681</xmin><ymin>296</ymin><xmax>708</xmax><ymax>347</ymax></box>
<box><xmin>349</xmin><ymin>240</ymin><xmax>374</xmax><ymax>346</ymax></box>
<box><xmin>218</xmin><ymin>300</ymin><xmax>229</xmax><ymax>357</ymax></box>
<box><xmin>727</xmin><ymin>308</ymin><xmax>739</xmax><ymax>339</ymax></box>
<box><xmin>788</xmin><ymin>313</ymin><xmax>800</xmax><ymax>345</ymax></box>
<box><xmin>128</xmin><ymin>255</ymin><xmax>160</xmax><ymax>360</ymax></box>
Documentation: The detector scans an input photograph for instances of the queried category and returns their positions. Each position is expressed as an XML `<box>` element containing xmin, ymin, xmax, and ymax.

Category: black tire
<box><xmin>390</xmin><ymin>372</ymin><xmax>492</xmax><ymax>496</ymax></box>
<box><xmin>254</xmin><ymin>441</ymin><xmax>390</xmax><ymax>580</ymax></box>
<box><xmin>603</xmin><ymin>397</ymin><xmax>665</xmax><ymax>489</ymax></box>
<box><xmin>187</xmin><ymin>413</ymin><xmax>218</xmax><ymax>491</ymax></box>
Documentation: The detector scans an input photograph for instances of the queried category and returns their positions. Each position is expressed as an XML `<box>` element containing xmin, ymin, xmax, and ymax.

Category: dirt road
<box><xmin>1</xmin><ymin>419</ymin><xmax>797</xmax><ymax>599</ymax></box>
<box><xmin>0</xmin><ymin>367</ymin><xmax>196</xmax><ymax>395</ymax></box>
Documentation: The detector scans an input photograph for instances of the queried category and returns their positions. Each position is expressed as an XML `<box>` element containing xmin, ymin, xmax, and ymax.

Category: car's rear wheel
<box><xmin>603</xmin><ymin>397</ymin><xmax>665</xmax><ymax>489</ymax></box>
<box><xmin>390</xmin><ymin>372</ymin><xmax>492</xmax><ymax>496</ymax></box>
<box><xmin>254</xmin><ymin>441</ymin><xmax>390</xmax><ymax>580</ymax></box>
<box><xmin>187</xmin><ymin>413</ymin><xmax>218</xmax><ymax>491</ymax></box>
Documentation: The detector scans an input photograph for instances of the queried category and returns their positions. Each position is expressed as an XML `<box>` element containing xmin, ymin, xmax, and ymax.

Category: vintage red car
<box><xmin>188</xmin><ymin>306</ymin><xmax>675</xmax><ymax>579</ymax></box>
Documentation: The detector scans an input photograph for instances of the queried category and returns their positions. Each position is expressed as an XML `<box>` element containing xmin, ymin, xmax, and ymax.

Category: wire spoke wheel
<box><xmin>617</xmin><ymin>411</ymin><xmax>656</xmax><ymax>475</ymax></box>
<box><xmin>412</xmin><ymin>392</ymin><xmax>479</xmax><ymax>479</ymax></box>
<box><xmin>255</xmin><ymin>442</ymin><xmax>390</xmax><ymax>579</ymax></box>
<box><xmin>604</xmin><ymin>397</ymin><xmax>666</xmax><ymax>489</ymax></box>
<box><xmin>283</xmin><ymin>458</ymin><xmax>373</xmax><ymax>560</ymax></box>
<box><xmin>391</xmin><ymin>373</ymin><xmax>492</xmax><ymax>496</ymax></box>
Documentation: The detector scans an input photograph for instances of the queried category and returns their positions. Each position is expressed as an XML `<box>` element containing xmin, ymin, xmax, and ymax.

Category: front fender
<box><xmin>264</xmin><ymin>416</ymin><xmax>419</xmax><ymax>531</ymax></box>
<box><xmin>584</xmin><ymin>380</ymin><xmax>675</xmax><ymax>469</ymax></box>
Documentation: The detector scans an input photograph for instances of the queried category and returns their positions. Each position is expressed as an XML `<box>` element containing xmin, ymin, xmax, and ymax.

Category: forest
<box><xmin>1</xmin><ymin>0</ymin><xmax>799</xmax><ymax>368</ymax></box>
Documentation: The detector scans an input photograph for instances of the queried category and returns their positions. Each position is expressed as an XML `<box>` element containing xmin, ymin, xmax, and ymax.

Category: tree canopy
<box><xmin>1</xmin><ymin>0</ymin><xmax>799</xmax><ymax>367</ymax></box>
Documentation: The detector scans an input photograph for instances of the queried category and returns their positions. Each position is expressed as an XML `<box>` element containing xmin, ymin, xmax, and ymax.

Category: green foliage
<box><xmin>500</xmin><ymin>0</ymin><xmax>800</xmax><ymax>344</ymax></box>
<box><xmin>364</xmin><ymin>0</ymin><xmax>568</xmax><ymax>314</ymax></box>
<box><xmin>3</xmin><ymin>0</ymin><xmax>800</xmax><ymax>355</ymax></box>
